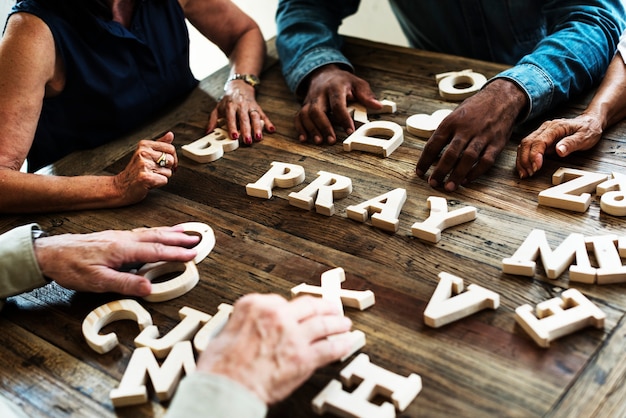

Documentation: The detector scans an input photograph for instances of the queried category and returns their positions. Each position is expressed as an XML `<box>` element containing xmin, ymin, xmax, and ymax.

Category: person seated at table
<box><xmin>275</xmin><ymin>0</ymin><xmax>626</xmax><ymax>192</ymax></box>
<box><xmin>516</xmin><ymin>30</ymin><xmax>626</xmax><ymax>178</ymax></box>
<box><xmin>0</xmin><ymin>223</ymin><xmax>352</xmax><ymax>418</ymax></box>
<box><xmin>0</xmin><ymin>0</ymin><xmax>275</xmax><ymax>214</ymax></box>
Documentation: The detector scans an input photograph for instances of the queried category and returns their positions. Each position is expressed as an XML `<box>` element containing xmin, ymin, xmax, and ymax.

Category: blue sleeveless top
<box><xmin>10</xmin><ymin>0</ymin><xmax>198</xmax><ymax>171</ymax></box>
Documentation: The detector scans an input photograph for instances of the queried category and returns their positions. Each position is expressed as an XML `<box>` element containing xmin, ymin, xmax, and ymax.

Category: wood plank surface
<box><xmin>1</xmin><ymin>37</ymin><xmax>625</xmax><ymax>418</ymax></box>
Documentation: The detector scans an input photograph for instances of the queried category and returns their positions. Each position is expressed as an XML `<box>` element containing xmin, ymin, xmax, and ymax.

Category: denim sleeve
<box><xmin>495</xmin><ymin>0</ymin><xmax>626</xmax><ymax>122</ymax></box>
<box><xmin>617</xmin><ymin>30</ymin><xmax>626</xmax><ymax>64</ymax></box>
<box><xmin>276</xmin><ymin>0</ymin><xmax>361</xmax><ymax>95</ymax></box>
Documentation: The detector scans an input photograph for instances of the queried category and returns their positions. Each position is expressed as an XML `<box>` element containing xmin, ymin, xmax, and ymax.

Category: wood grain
<box><xmin>1</xmin><ymin>37</ymin><xmax>625</xmax><ymax>417</ymax></box>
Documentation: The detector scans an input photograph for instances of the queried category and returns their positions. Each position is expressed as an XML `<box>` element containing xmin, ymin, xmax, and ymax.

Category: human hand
<box><xmin>196</xmin><ymin>293</ymin><xmax>354</xmax><ymax>405</ymax></box>
<box><xmin>415</xmin><ymin>79</ymin><xmax>528</xmax><ymax>191</ymax></box>
<box><xmin>516</xmin><ymin>114</ymin><xmax>603</xmax><ymax>178</ymax></box>
<box><xmin>33</xmin><ymin>225</ymin><xmax>199</xmax><ymax>296</ymax></box>
<box><xmin>112</xmin><ymin>132</ymin><xmax>178</xmax><ymax>206</ymax></box>
<box><xmin>208</xmin><ymin>81</ymin><xmax>275</xmax><ymax>145</ymax></box>
<box><xmin>297</xmin><ymin>64</ymin><xmax>382</xmax><ymax>145</ymax></box>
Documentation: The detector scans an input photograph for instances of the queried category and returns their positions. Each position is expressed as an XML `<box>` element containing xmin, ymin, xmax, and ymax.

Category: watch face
<box><xmin>244</xmin><ymin>74</ymin><xmax>260</xmax><ymax>87</ymax></box>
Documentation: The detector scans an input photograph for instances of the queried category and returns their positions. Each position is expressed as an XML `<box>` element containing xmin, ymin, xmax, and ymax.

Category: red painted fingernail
<box><xmin>268</xmin><ymin>126</ymin><xmax>276</xmax><ymax>133</ymax></box>
<box><xmin>255</xmin><ymin>133</ymin><xmax>262</xmax><ymax>140</ymax></box>
<box><xmin>232</xmin><ymin>132</ymin><xmax>239</xmax><ymax>140</ymax></box>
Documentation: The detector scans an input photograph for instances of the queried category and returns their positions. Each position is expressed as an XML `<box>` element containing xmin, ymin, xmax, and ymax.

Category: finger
<box><xmin>225</xmin><ymin>104</ymin><xmax>243</xmax><ymax>143</ymax></box>
<box><xmin>415</xmin><ymin>127</ymin><xmax>452</xmax><ymax>179</ymax></box>
<box><xmin>298</xmin><ymin>107</ymin><xmax>324</xmax><ymax>144</ymax></box>
<box><xmin>207</xmin><ymin>108</ymin><xmax>220</xmax><ymax>135</ymax></box>
<box><xmin>120</xmin><ymin>241</ymin><xmax>198</xmax><ymax>265</ymax></box>
<box><xmin>463</xmin><ymin>143</ymin><xmax>500</xmax><ymax>185</ymax></box>
<box><xmin>327</xmin><ymin>91</ymin><xmax>354</xmax><ymax>136</ymax></box>
<box><xmin>427</xmin><ymin>133</ymin><xmax>468</xmax><ymax>188</ymax></box>
<box><xmin>443</xmin><ymin>138</ymin><xmax>488</xmax><ymax>191</ymax></box>
<box><xmin>262</xmin><ymin>113</ymin><xmax>276</xmax><ymax>134</ymax></box>
<box><xmin>132</xmin><ymin>227</ymin><xmax>202</xmax><ymax>247</ymax></box>
<box><xmin>308</xmin><ymin>106</ymin><xmax>337</xmax><ymax>145</ymax></box>
<box><xmin>300</xmin><ymin>313</ymin><xmax>352</xmax><ymax>343</ymax></box>
<box><xmin>294</xmin><ymin>113</ymin><xmax>308</xmax><ymax>142</ymax></box>
<box><xmin>309</xmin><ymin>330</ymin><xmax>355</xmax><ymax>366</ymax></box>
<box><xmin>155</xmin><ymin>131</ymin><xmax>175</xmax><ymax>144</ymax></box>
<box><xmin>289</xmin><ymin>295</ymin><xmax>344</xmax><ymax>322</ymax></box>
<box><xmin>97</xmin><ymin>270</ymin><xmax>152</xmax><ymax>297</ymax></box>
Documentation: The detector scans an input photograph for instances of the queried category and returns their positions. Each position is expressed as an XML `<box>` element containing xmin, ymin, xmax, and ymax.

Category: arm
<box><xmin>0</xmin><ymin>13</ymin><xmax>180</xmax><ymax>213</ymax></box>
<box><xmin>166</xmin><ymin>294</ymin><xmax>353</xmax><ymax>417</ymax></box>
<box><xmin>181</xmin><ymin>0</ymin><xmax>275</xmax><ymax>144</ymax></box>
<box><xmin>0</xmin><ymin>224</ymin><xmax>198</xmax><ymax>301</ymax></box>
<box><xmin>276</xmin><ymin>0</ymin><xmax>381</xmax><ymax>144</ymax></box>
<box><xmin>416</xmin><ymin>0</ymin><xmax>626</xmax><ymax>192</ymax></box>
<box><xmin>517</xmin><ymin>48</ymin><xmax>626</xmax><ymax>177</ymax></box>
<box><xmin>0</xmin><ymin>224</ymin><xmax>199</xmax><ymax>299</ymax></box>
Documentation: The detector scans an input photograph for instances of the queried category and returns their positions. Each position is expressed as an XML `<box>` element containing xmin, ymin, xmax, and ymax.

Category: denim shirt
<box><xmin>276</xmin><ymin>0</ymin><xmax>626</xmax><ymax>122</ymax></box>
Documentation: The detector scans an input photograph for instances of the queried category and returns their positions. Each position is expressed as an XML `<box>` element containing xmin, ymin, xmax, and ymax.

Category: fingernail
<box><xmin>557</xmin><ymin>144</ymin><xmax>567</xmax><ymax>155</ymax></box>
<box><xmin>245</xmin><ymin>136</ymin><xmax>252</xmax><ymax>145</ymax></box>
<box><xmin>255</xmin><ymin>133</ymin><xmax>262</xmax><ymax>140</ymax></box>
<box><xmin>416</xmin><ymin>169</ymin><xmax>424</xmax><ymax>177</ymax></box>
<box><xmin>518</xmin><ymin>170</ymin><xmax>525</xmax><ymax>179</ymax></box>
<box><xmin>531</xmin><ymin>162</ymin><xmax>538</xmax><ymax>173</ymax></box>
<box><xmin>445</xmin><ymin>181</ymin><xmax>456</xmax><ymax>192</ymax></box>
<box><xmin>232</xmin><ymin>132</ymin><xmax>239</xmax><ymax>140</ymax></box>
<box><xmin>429</xmin><ymin>178</ymin><xmax>439</xmax><ymax>188</ymax></box>
<box><xmin>268</xmin><ymin>126</ymin><xmax>276</xmax><ymax>133</ymax></box>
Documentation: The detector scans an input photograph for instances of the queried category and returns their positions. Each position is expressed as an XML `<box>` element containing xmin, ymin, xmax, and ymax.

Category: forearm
<box><xmin>584</xmin><ymin>54</ymin><xmax>626</xmax><ymax>128</ymax></box>
<box><xmin>0</xmin><ymin>169</ymin><xmax>123</xmax><ymax>214</ymax></box>
<box><xmin>276</xmin><ymin>0</ymin><xmax>359</xmax><ymax>93</ymax></box>
<box><xmin>227</xmin><ymin>28</ymin><xmax>265</xmax><ymax>78</ymax></box>
<box><xmin>497</xmin><ymin>0</ymin><xmax>626</xmax><ymax>121</ymax></box>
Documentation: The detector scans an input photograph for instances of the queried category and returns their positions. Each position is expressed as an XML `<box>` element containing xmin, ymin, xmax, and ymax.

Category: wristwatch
<box><xmin>226</xmin><ymin>73</ymin><xmax>261</xmax><ymax>88</ymax></box>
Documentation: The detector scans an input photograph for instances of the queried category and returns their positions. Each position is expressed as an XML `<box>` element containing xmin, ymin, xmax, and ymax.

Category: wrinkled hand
<box><xmin>208</xmin><ymin>81</ymin><xmax>275</xmax><ymax>145</ymax></box>
<box><xmin>516</xmin><ymin>114</ymin><xmax>603</xmax><ymax>178</ymax></box>
<box><xmin>196</xmin><ymin>293</ymin><xmax>353</xmax><ymax>405</ymax></box>
<box><xmin>416</xmin><ymin>79</ymin><xmax>528</xmax><ymax>191</ymax></box>
<box><xmin>33</xmin><ymin>225</ymin><xmax>199</xmax><ymax>296</ymax></box>
<box><xmin>297</xmin><ymin>64</ymin><xmax>382</xmax><ymax>145</ymax></box>
<box><xmin>113</xmin><ymin>132</ymin><xmax>178</xmax><ymax>206</ymax></box>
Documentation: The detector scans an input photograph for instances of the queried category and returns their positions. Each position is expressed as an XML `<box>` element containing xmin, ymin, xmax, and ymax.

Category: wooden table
<box><xmin>1</xmin><ymin>37</ymin><xmax>625</xmax><ymax>418</ymax></box>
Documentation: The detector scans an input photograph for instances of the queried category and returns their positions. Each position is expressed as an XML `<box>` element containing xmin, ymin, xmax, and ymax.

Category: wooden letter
<box><xmin>312</xmin><ymin>353</ymin><xmax>422</xmax><ymax>417</ymax></box>
<box><xmin>291</xmin><ymin>267</ymin><xmax>375</xmax><ymax>311</ymax></box>
<box><xmin>406</xmin><ymin>109</ymin><xmax>453</xmax><ymax>138</ymax></box>
<box><xmin>502</xmin><ymin>230</ymin><xmax>596</xmax><ymax>283</ymax></box>
<box><xmin>134</xmin><ymin>306</ymin><xmax>212</xmax><ymax>358</ymax></box>
<box><xmin>348</xmin><ymin>100</ymin><xmax>397</xmax><ymax>126</ymax></box>
<box><xmin>193</xmin><ymin>303</ymin><xmax>234</xmax><ymax>353</ymax></box>
<box><xmin>343</xmin><ymin>121</ymin><xmax>404</xmax><ymax>157</ymax></box>
<box><xmin>346</xmin><ymin>188</ymin><xmax>407</xmax><ymax>233</ymax></box>
<box><xmin>515</xmin><ymin>289</ymin><xmax>605</xmax><ymax>348</ymax></box>
<box><xmin>436</xmin><ymin>69</ymin><xmax>486</xmax><ymax>101</ymax></box>
<box><xmin>411</xmin><ymin>196</ymin><xmax>477</xmax><ymax>243</ymax></box>
<box><xmin>174</xmin><ymin>222</ymin><xmax>215</xmax><ymax>264</ymax></box>
<box><xmin>586</xmin><ymin>235</ymin><xmax>626</xmax><ymax>284</ymax></box>
<box><xmin>288</xmin><ymin>171</ymin><xmax>353</xmax><ymax>216</ymax></box>
<box><xmin>82</xmin><ymin>299</ymin><xmax>152</xmax><ymax>354</ymax></box>
<box><xmin>110</xmin><ymin>341</ymin><xmax>196</xmax><ymax>406</ymax></box>
<box><xmin>181</xmin><ymin>128</ymin><xmax>238</xmax><ymax>163</ymax></box>
<box><xmin>424</xmin><ymin>272</ymin><xmax>499</xmax><ymax>328</ymax></box>
<box><xmin>139</xmin><ymin>261</ymin><xmax>199</xmax><ymax>302</ymax></box>
<box><xmin>596</xmin><ymin>172</ymin><xmax>626</xmax><ymax>216</ymax></box>
<box><xmin>245</xmin><ymin>161</ymin><xmax>306</xmax><ymax>199</ymax></box>
<box><xmin>538</xmin><ymin>167</ymin><xmax>609</xmax><ymax>212</ymax></box>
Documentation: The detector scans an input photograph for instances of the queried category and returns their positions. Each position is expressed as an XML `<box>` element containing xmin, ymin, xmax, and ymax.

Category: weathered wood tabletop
<box><xmin>1</xmin><ymin>37</ymin><xmax>625</xmax><ymax>418</ymax></box>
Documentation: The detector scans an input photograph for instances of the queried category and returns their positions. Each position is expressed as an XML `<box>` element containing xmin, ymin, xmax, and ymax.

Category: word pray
<box><xmin>246</xmin><ymin>161</ymin><xmax>477</xmax><ymax>241</ymax></box>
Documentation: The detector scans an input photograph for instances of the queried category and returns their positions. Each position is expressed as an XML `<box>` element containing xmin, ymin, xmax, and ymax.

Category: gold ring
<box><xmin>157</xmin><ymin>152</ymin><xmax>167</xmax><ymax>167</ymax></box>
<box><xmin>249</xmin><ymin>109</ymin><xmax>259</xmax><ymax>114</ymax></box>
